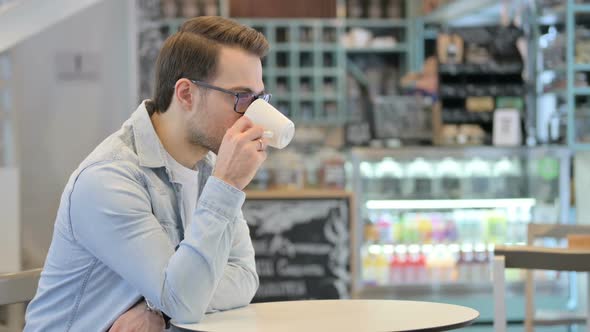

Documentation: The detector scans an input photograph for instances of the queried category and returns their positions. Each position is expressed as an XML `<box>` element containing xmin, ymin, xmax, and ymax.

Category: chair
<box><xmin>0</xmin><ymin>269</ymin><xmax>41</xmax><ymax>332</ymax></box>
<box><xmin>493</xmin><ymin>223</ymin><xmax>590</xmax><ymax>332</ymax></box>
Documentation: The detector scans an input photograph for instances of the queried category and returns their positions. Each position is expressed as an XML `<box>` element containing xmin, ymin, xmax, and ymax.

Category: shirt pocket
<box><xmin>146</xmin><ymin>184</ymin><xmax>182</xmax><ymax>246</ymax></box>
<box><xmin>159</xmin><ymin>220</ymin><xmax>182</xmax><ymax>247</ymax></box>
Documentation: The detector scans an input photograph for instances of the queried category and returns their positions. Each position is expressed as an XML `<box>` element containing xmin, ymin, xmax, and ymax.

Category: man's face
<box><xmin>187</xmin><ymin>46</ymin><xmax>265</xmax><ymax>154</ymax></box>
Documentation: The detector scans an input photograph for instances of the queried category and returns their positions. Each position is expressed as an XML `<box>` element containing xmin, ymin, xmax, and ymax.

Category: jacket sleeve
<box><xmin>206</xmin><ymin>210</ymin><xmax>259</xmax><ymax>312</ymax></box>
<box><xmin>69</xmin><ymin>161</ymin><xmax>245</xmax><ymax>324</ymax></box>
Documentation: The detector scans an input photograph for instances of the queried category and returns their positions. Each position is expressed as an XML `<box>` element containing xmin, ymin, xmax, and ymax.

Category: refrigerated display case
<box><xmin>349</xmin><ymin>146</ymin><xmax>572</xmax><ymax>326</ymax></box>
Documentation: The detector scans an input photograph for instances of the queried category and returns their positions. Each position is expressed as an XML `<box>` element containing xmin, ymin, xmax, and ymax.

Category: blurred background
<box><xmin>1</xmin><ymin>0</ymin><xmax>590</xmax><ymax>331</ymax></box>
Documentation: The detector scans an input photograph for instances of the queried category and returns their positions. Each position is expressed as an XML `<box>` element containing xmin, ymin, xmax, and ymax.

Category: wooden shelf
<box><xmin>246</xmin><ymin>189</ymin><xmax>351</xmax><ymax>200</ymax></box>
<box><xmin>494</xmin><ymin>245</ymin><xmax>590</xmax><ymax>272</ymax></box>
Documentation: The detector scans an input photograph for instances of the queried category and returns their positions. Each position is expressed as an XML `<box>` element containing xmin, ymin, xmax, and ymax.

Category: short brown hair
<box><xmin>148</xmin><ymin>16</ymin><xmax>269</xmax><ymax>114</ymax></box>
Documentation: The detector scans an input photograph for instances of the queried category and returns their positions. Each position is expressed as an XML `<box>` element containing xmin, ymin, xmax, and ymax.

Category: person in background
<box><xmin>24</xmin><ymin>16</ymin><xmax>271</xmax><ymax>331</ymax></box>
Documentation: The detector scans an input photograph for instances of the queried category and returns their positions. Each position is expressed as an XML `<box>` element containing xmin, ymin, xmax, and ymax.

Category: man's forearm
<box><xmin>206</xmin><ymin>215</ymin><xmax>259</xmax><ymax>312</ymax></box>
<box><xmin>207</xmin><ymin>262</ymin><xmax>259</xmax><ymax>312</ymax></box>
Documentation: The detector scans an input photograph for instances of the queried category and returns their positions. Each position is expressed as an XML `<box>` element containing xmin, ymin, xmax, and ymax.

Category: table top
<box><xmin>494</xmin><ymin>245</ymin><xmax>590</xmax><ymax>272</ymax></box>
<box><xmin>173</xmin><ymin>299</ymin><xmax>479</xmax><ymax>332</ymax></box>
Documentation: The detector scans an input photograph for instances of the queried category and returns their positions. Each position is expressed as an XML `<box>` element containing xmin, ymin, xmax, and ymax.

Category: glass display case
<box><xmin>349</xmin><ymin>146</ymin><xmax>572</xmax><ymax>323</ymax></box>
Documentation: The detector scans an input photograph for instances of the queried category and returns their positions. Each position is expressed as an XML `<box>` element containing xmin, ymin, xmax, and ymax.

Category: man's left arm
<box><xmin>206</xmin><ymin>212</ymin><xmax>259</xmax><ymax>312</ymax></box>
<box><xmin>112</xmin><ymin>212</ymin><xmax>258</xmax><ymax>330</ymax></box>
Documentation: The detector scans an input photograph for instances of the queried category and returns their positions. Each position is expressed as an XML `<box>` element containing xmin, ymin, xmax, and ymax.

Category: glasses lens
<box><xmin>236</xmin><ymin>93</ymin><xmax>258</xmax><ymax>113</ymax></box>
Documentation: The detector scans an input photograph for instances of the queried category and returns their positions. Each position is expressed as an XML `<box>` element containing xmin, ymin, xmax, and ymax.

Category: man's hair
<box><xmin>147</xmin><ymin>16</ymin><xmax>269</xmax><ymax>114</ymax></box>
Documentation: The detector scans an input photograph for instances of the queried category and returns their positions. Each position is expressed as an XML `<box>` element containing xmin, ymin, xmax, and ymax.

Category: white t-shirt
<box><xmin>164</xmin><ymin>150</ymin><xmax>199</xmax><ymax>229</ymax></box>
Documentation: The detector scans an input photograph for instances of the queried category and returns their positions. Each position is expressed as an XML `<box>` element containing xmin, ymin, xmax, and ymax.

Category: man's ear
<box><xmin>174</xmin><ymin>79</ymin><xmax>194</xmax><ymax>111</ymax></box>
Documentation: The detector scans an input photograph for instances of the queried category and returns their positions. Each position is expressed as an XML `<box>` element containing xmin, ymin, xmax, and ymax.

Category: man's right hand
<box><xmin>109</xmin><ymin>301</ymin><xmax>165</xmax><ymax>332</ymax></box>
<box><xmin>213</xmin><ymin>116</ymin><xmax>268</xmax><ymax>190</ymax></box>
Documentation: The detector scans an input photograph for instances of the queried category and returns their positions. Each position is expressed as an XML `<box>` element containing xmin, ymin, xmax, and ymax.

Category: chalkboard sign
<box><xmin>243</xmin><ymin>191</ymin><xmax>355</xmax><ymax>303</ymax></box>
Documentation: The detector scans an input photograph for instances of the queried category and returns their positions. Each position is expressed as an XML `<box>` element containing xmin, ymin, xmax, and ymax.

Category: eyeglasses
<box><xmin>188</xmin><ymin>79</ymin><xmax>272</xmax><ymax>114</ymax></box>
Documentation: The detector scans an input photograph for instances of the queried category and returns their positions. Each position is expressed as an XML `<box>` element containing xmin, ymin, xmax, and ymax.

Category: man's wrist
<box><xmin>144</xmin><ymin>298</ymin><xmax>170</xmax><ymax>329</ymax></box>
<box><xmin>212</xmin><ymin>174</ymin><xmax>241</xmax><ymax>191</ymax></box>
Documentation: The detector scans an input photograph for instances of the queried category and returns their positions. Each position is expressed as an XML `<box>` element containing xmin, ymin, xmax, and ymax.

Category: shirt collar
<box><xmin>131</xmin><ymin>101</ymin><xmax>216</xmax><ymax>170</ymax></box>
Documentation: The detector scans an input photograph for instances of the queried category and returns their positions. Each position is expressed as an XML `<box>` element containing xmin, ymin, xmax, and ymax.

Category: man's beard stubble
<box><xmin>187</xmin><ymin>123</ymin><xmax>221</xmax><ymax>155</ymax></box>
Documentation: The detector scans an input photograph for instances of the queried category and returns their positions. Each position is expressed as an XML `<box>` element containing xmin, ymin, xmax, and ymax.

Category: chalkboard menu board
<box><xmin>243</xmin><ymin>191</ymin><xmax>355</xmax><ymax>303</ymax></box>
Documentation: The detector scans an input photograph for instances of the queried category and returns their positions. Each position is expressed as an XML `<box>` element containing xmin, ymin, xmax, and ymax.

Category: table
<box><xmin>173</xmin><ymin>299</ymin><xmax>479</xmax><ymax>332</ymax></box>
<box><xmin>493</xmin><ymin>245</ymin><xmax>590</xmax><ymax>332</ymax></box>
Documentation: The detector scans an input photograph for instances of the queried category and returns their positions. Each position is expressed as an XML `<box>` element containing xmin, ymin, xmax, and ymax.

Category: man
<box><xmin>25</xmin><ymin>16</ymin><xmax>271</xmax><ymax>331</ymax></box>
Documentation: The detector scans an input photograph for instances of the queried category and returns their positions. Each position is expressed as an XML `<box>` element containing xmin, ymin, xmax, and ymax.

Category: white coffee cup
<box><xmin>244</xmin><ymin>99</ymin><xmax>295</xmax><ymax>149</ymax></box>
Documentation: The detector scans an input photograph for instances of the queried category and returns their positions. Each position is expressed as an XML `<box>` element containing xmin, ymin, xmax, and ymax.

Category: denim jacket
<box><xmin>24</xmin><ymin>101</ymin><xmax>259</xmax><ymax>331</ymax></box>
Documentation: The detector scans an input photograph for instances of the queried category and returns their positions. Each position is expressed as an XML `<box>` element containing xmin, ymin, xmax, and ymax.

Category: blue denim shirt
<box><xmin>24</xmin><ymin>102</ymin><xmax>259</xmax><ymax>331</ymax></box>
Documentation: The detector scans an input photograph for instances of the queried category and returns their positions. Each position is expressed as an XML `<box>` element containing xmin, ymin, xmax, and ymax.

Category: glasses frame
<box><xmin>188</xmin><ymin>79</ymin><xmax>272</xmax><ymax>114</ymax></box>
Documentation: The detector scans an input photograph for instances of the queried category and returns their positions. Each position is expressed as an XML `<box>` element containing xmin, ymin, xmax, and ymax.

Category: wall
<box><xmin>11</xmin><ymin>0</ymin><xmax>135</xmax><ymax>268</ymax></box>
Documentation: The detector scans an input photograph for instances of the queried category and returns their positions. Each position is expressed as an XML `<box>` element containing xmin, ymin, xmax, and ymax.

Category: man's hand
<box><xmin>213</xmin><ymin>116</ymin><xmax>268</xmax><ymax>190</ymax></box>
<box><xmin>109</xmin><ymin>301</ymin><xmax>165</xmax><ymax>332</ymax></box>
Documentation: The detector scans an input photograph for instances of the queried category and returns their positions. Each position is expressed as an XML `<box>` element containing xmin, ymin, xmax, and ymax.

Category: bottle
<box><xmin>416</xmin><ymin>246</ymin><xmax>428</xmax><ymax>283</ymax></box>
<box><xmin>439</xmin><ymin>245</ymin><xmax>457</xmax><ymax>282</ymax></box>
<box><xmin>376</xmin><ymin>248</ymin><xmax>390</xmax><ymax>285</ymax></box>
<box><xmin>348</xmin><ymin>0</ymin><xmax>363</xmax><ymax>18</ymax></box>
<box><xmin>368</xmin><ymin>0</ymin><xmax>381</xmax><ymax>18</ymax></box>
<box><xmin>272</xmin><ymin>150</ymin><xmax>304</xmax><ymax>190</ymax></box>
<box><xmin>405</xmin><ymin>213</ymin><xmax>420</xmax><ymax>244</ymax></box>
<box><xmin>392</xmin><ymin>213</ymin><xmax>405</xmax><ymax>244</ymax></box>
<box><xmin>389</xmin><ymin>246</ymin><xmax>401</xmax><ymax>284</ymax></box>
<box><xmin>473</xmin><ymin>243</ymin><xmax>489</xmax><ymax>281</ymax></box>
<box><xmin>387</xmin><ymin>0</ymin><xmax>402</xmax><ymax>18</ymax></box>
<box><xmin>486</xmin><ymin>209</ymin><xmax>508</xmax><ymax>244</ymax></box>
<box><xmin>374</xmin><ymin>157</ymin><xmax>404</xmax><ymax>197</ymax></box>
<box><xmin>180</xmin><ymin>0</ymin><xmax>200</xmax><ymax>18</ymax></box>
<box><xmin>362</xmin><ymin>248</ymin><xmax>377</xmax><ymax>286</ymax></box>
<box><xmin>417</xmin><ymin>214</ymin><xmax>433</xmax><ymax>244</ymax></box>
<box><xmin>421</xmin><ymin>244</ymin><xmax>434</xmax><ymax>281</ymax></box>
<box><xmin>407</xmin><ymin>244</ymin><xmax>425</xmax><ymax>283</ymax></box>
<box><xmin>435</xmin><ymin>157</ymin><xmax>463</xmax><ymax>199</ymax></box>
<box><xmin>426</xmin><ymin>244</ymin><xmax>444</xmax><ymax>282</ymax></box>
<box><xmin>430</xmin><ymin>213</ymin><xmax>444</xmax><ymax>243</ymax></box>
<box><xmin>394</xmin><ymin>245</ymin><xmax>409</xmax><ymax>284</ymax></box>
<box><xmin>364</xmin><ymin>217</ymin><xmax>380</xmax><ymax>244</ymax></box>
<box><xmin>360</xmin><ymin>161</ymin><xmax>378</xmax><ymax>196</ymax></box>
<box><xmin>376</xmin><ymin>213</ymin><xmax>393</xmax><ymax>244</ymax></box>
<box><xmin>492</xmin><ymin>157</ymin><xmax>515</xmax><ymax>197</ymax></box>
<box><xmin>458</xmin><ymin>244</ymin><xmax>474</xmax><ymax>282</ymax></box>
<box><xmin>203</xmin><ymin>0</ymin><xmax>218</xmax><ymax>16</ymax></box>
<box><xmin>507</xmin><ymin>158</ymin><xmax>524</xmax><ymax>197</ymax></box>
<box><xmin>463</xmin><ymin>158</ymin><xmax>493</xmax><ymax>198</ymax></box>
<box><xmin>444</xmin><ymin>213</ymin><xmax>459</xmax><ymax>243</ymax></box>
<box><xmin>318</xmin><ymin>148</ymin><xmax>346</xmax><ymax>190</ymax></box>
<box><xmin>405</xmin><ymin>158</ymin><xmax>435</xmax><ymax>199</ymax></box>
<box><xmin>162</xmin><ymin>0</ymin><xmax>178</xmax><ymax>18</ymax></box>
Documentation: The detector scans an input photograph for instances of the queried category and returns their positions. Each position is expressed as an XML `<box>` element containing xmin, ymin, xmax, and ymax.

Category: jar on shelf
<box><xmin>318</xmin><ymin>148</ymin><xmax>346</xmax><ymax>190</ymax></box>
<box><xmin>203</xmin><ymin>0</ymin><xmax>218</xmax><ymax>16</ymax></box>
<box><xmin>492</xmin><ymin>157</ymin><xmax>523</xmax><ymax>197</ymax></box>
<box><xmin>404</xmin><ymin>158</ymin><xmax>435</xmax><ymax>199</ymax></box>
<box><xmin>162</xmin><ymin>0</ymin><xmax>179</xmax><ymax>18</ymax></box>
<box><xmin>463</xmin><ymin>157</ymin><xmax>493</xmax><ymax>198</ymax></box>
<box><xmin>269</xmin><ymin>150</ymin><xmax>305</xmax><ymax>190</ymax></box>
<box><xmin>374</xmin><ymin>157</ymin><xmax>404</xmax><ymax>197</ymax></box>
<box><xmin>180</xmin><ymin>0</ymin><xmax>200</xmax><ymax>18</ymax></box>
<box><xmin>360</xmin><ymin>161</ymin><xmax>379</xmax><ymax>197</ymax></box>
<box><xmin>435</xmin><ymin>157</ymin><xmax>463</xmax><ymax>199</ymax></box>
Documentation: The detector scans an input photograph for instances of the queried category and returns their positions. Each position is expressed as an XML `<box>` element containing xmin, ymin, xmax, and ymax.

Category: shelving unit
<box><xmin>567</xmin><ymin>0</ymin><xmax>590</xmax><ymax>150</ymax></box>
<box><xmin>135</xmin><ymin>0</ymin><xmax>415</xmax><ymax>125</ymax></box>
<box><xmin>239</xmin><ymin>19</ymin><xmax>347</xmax><ymax>124</ymax></box>
<box><xmin>419</xmin><ymin>0</ymin><xmax>508</xmax><ymax>57</ymax></box>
